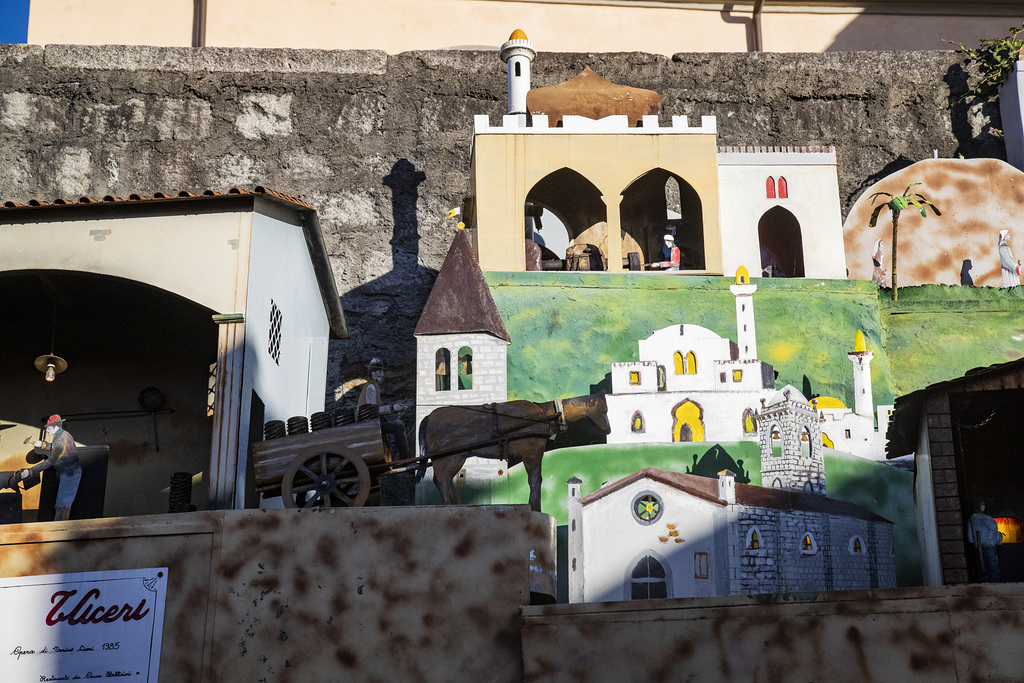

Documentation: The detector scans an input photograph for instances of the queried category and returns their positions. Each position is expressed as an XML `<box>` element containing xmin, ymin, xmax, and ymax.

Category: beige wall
<box><xmin>471</xmin><ymin>132</ymin><xmax>722</xmax><ymax>273</ymax></box>
<box><xmin>26</xmin><ymin>0</ymin><xmax>1022</xmax><ymax>53</ymax></box>
<box><xmin>27</xmin><ymin>0</ymin><xmax>195</xmax><ymax>47</ymax></box>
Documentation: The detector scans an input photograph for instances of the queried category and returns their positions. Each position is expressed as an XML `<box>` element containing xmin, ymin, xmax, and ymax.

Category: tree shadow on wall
<box><xmin>944</xmin><ymin>63</ymin><xmax>1007</xmax><ymax>161</ymax></box>
<box><xmin>336</xmin><ymin>159</ymin><xmax>437</xmax><ymax>414</ymax></box>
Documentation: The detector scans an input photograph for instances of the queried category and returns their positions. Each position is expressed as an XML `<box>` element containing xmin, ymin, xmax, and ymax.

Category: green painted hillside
<box><xmin>485</xmin><ymin>273</ymin><xmax>1024</xmax><ymax>408</ymax></box>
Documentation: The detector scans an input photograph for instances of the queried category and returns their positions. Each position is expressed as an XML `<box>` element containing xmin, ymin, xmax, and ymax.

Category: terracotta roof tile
<box><xmin>0</xmin><ymin>187</ymin><xmax>316</xmax><ymax>214</ymax></box>
<box><xmin>580</xmin><ymin>466</ymin><xmax>890</xmax><ymax>523</ymax></box>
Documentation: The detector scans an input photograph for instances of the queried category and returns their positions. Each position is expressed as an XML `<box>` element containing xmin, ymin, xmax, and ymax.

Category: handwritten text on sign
<box><xmin>1</xmin><ymin>568</ymin><xmax>168</xmax><ymax>682</ymax></box>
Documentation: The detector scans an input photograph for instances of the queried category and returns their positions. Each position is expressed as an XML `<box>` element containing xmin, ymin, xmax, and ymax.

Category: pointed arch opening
<box><xmin>620</xmin><ymin>168</ymin><xmax>705</xmax><ymax>270</ymax></box>
<box><xmin>778</xmin><ymin>176</ymin><xmax>789</xmax><ymax>199</ymax></box>
<box><xmin>628</xmin><ymin>553</ymin><xmax>671</xmax><ymax>600</ymax></box>
<box><xmin>631</xmin><ymin>410</ymin><xmax>645</xmax><ymax>434</ymax></box>
<box><xmin>526</xmin><ymin>168</ymin><xmax>607</xmax><ymax>268</ymax></box>
<box><xmin>758</xmin><ymin>206</ymin><xmax>804</xmax><ymax>278</ymax></box>
<box><xmin>766</xmin><ymin>176</ymin><xmax>776</xmax><ymax>199</ymax></box>
<box><xmin>742</xmin><ymin>408</ymin><xmax>757</xmax><ymax>435</ymax></box>
<box><xmin>672</xmin><ymin>399</ymin><xmax>705</xmax><ymax>443</ymax></box>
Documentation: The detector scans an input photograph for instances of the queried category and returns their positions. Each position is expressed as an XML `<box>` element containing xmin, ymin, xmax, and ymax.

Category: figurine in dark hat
<box><xmin>18</xmin><ymin>414</ymin><xmax>82</xmax><ymax>521</ymax></box>
<box><xmin>357</xmin><ymin>358</ymin><xmax>412</xmax><ymax>462</ymax></box>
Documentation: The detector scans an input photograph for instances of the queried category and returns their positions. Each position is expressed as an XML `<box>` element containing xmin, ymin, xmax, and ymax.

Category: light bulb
<box><xmin>45</xmin><ymin>364</ymin><xmax>55</xmax><ymax>382</ymax></box>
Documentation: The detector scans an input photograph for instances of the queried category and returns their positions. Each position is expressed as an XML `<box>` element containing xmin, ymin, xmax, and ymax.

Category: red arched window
<box><xmin>766</xmin><ymin>176</ymin><xmax>776</xmax><ymax>199</ymax></box>
<box><xmin>778</xmin><ymin>176</ymin><xmax>788</xmax><ymax>199</ymax></box>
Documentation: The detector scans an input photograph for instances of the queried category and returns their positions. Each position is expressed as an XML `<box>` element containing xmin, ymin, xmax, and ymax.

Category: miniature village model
<box><xmin>5</xmin><ymin>26</ymin><xmax>1024</xmax><ymax>682</ymax></box>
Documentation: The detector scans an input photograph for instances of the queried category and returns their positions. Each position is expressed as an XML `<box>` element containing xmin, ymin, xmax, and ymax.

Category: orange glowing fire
<box><xmin>995</xmin><ymin>517</ymin><xmax>1023</xmax><ymax>544</ymax></box>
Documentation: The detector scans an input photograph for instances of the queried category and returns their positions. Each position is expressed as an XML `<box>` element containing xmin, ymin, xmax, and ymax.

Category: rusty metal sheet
<box><xmin>522</xmin><ymin>584</ymin><xmax>1024</xmax><ymax>682</ymax></box>
<box><xmin>0</xmin><ymin>505</ymin><xmax>552</xmax><ymax>682</ymax></box>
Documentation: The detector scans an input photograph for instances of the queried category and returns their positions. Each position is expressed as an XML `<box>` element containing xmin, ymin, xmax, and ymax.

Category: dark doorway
<box><xmin>526</xmin><ymin>168</ymin><xmax>607</xmax><ymax>257</ymax></box>
<box><xmin>951</xmin><ymin>388</ymin><xmax>1024</xmax><ymax>583</ymax></box>
<box><xmin>620</xmin><ymin>168</ymin><xmax>705</xmax><ymax>270</ymax></box>
<box><xmin>758</xmin><ymin>206</ymin><xmax>805</xmax><ymax>278</ymax></box>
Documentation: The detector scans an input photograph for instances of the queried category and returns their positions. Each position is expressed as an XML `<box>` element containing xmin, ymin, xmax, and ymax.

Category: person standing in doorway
<box><xmin>968</xmin><ymin>500</ymin><xmax>1003</xmax><ymax>582</ymax></box>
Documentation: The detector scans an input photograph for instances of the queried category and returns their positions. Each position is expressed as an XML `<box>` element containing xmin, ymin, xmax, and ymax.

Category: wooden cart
<box><xmin>252</xmin><ymin>418</ymin><xmax>394</xmax><ymax>508</ymax></box>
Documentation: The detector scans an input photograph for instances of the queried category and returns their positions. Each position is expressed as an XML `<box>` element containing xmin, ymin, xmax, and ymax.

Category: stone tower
<box><xmin>757</xmin><ymin>385</ymin><xmax>825</xmax><ymax>496</ymax></box>
<box><xmin>413</xmin><ymin>230</ymin><xmax>511</xmax><ymax>451</ymax></box>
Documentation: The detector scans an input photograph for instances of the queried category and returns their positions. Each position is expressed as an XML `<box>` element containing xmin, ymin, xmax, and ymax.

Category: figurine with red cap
<box><xmin>18</xmin><ymin>414</ymin><xmax>82</xmax><ymax>521</ymax></box>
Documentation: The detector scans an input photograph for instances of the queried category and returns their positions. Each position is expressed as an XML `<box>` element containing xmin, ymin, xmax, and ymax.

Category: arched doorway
<box><xmin>0</xmin><ymin>270</ymin><xmax>219</xmax><ymax>518</ymax></box>
<box><xmin>526</xmin><ymin>168</ymin><xmax>607</xmax><ymax>266</ymax></box>
<box><xmin>758</xmin><ymin>206</ymin><xmax>804</xmax><ymax>277</ymax></box>
<box><xmin>620</xmin><ymin>168</ymin><xmax>705</xmax><ymax>270</ymax></box>
<box><xmin>672</xmin><ymin>399</ymin><xmax>705</xmax><ymax>442</ymax></box>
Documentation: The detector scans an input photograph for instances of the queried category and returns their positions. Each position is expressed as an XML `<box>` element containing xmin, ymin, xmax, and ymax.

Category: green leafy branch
<box><xmin>948</xmin><ymin>24</ymin><xmax>1023</xmax><ymax>103</ymax></box>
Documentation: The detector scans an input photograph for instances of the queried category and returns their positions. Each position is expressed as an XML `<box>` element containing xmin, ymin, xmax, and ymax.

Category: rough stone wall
<box><xmin>0</xmin><ymin>45</ymin><xmax>1000</xmax><ymax>408</ymax></box>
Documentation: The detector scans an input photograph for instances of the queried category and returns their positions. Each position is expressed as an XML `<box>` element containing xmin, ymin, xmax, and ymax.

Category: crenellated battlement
<box><xmin>474</xmin><ymin>113</ymin><xmax>717</xmax><ymax>135</ymax></box>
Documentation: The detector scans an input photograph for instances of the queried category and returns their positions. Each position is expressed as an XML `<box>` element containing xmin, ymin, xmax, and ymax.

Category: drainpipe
<box><xmin>752</xmin><ymin>0</ymin><xmax>765</xmax><ymax>52</ymax></box>
<box><xmin>192</xmin><ymin>0</ymin><xmax>207</xmax><ymax>47</ymax></box>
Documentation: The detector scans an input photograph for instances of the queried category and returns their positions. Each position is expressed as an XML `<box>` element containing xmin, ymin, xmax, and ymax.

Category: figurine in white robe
<box><xmin>999</xmin><ymin>230</ymin><xmax>1019</xmax><ymax>288</ymax></box>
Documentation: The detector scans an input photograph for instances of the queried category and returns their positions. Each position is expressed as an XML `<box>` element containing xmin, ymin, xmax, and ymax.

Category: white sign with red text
<box><xmin>1</xmin><ymin>568</ymin><xmax>168</xmax><ymax>682</ymax></box>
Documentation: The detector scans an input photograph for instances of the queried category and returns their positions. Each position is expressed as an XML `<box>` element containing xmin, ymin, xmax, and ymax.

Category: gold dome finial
<box><xmin>735</xmin><ymin>266</ymin><xmax>750</xmax><ymax>285</ymax></box>
<box><xmin>509</xmin><ymin>29</ymin><xmax>528</xmax><ymax>41</ymax></box>
<box><xmin>854</xmin><ymin>329</ymin><xmax>866</xmax><ymax>353</ymax></box>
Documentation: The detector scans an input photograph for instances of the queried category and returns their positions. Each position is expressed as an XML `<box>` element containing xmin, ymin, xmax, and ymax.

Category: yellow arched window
<box><xmin>686</xmin><ymin>351</ymin><xmax>697</xmax><ymax>375</ymax></box>
<box><xmin>748</xmin><ymin>529</ymin><xmax>760</xmax><ymax>550</ymax></box>
<box><xmin>742</xmin><ymin>408</ymin><xmax>756</xmax><ymax>435</ymax></box>
<box><xmin>674</xmin><ymin>351</ymin><xmax>685</xmax><ymax>375</ymax></box>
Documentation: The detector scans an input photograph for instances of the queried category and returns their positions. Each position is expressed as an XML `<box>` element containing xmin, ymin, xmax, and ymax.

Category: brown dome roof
<box><xmin>526</xmin><ymin>67</ymin><xmax>661</xmax><ymax>127</ymax></box>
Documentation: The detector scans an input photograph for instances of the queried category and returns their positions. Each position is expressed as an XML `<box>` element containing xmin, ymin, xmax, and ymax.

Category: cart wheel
<box><xmin>282</xmin><ymin>449</ymin><xmax>371</xmax><ymax>508</ymax></box>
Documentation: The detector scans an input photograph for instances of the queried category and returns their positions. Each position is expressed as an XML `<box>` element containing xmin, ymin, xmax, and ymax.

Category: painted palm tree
<box><xmin>868</xmin><ymin>183</ymin><xmax>941</xmax><ymax>301</ymax></box>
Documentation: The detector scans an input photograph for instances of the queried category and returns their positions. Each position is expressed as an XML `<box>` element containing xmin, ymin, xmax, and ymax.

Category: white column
<box><xmin>730</xmin><ymin>281</ymin><xmax>758</xmax><ymax>359</ymax></box>
<box><xmin>567</xmin><ymin>477</ymin><xmax>585</xmax><ymax>603</ymax></box>
<box><xmin>849</xmin><ymin>350</ymin><xmax>874</xmax><ymax>418</ymax></box>
<box><xmin>209</xmin><ymin>316</ymin><xmax>245</xmax><ymax>510</ymax></box>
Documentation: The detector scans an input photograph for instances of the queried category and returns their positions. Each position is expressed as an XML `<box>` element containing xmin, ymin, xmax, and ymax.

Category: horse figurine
<box><xmin>417</xmin><ymin>394</ymin><xmax>610</xmax><ymax>513</ymax></box>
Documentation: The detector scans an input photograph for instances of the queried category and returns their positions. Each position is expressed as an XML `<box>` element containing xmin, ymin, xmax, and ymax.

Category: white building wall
<box><xmin>580</xmin><ymin>480</ymin><xmax>722</xmax><ymax>603</ymax></box>
<box><xmin>717</xmin><ymin>149</ymin><xmax>847</xmax><ymax>279</ymax></box>
<box><xmin>241</xmin><ymin>209</ymin><xmax>331</xmax><ymax>506</ymax></box>
<box><xmin>606</xmin><ymin>388</ymin><xmax>769</xmax><ymax>444</ymax></box>
<box><xmin>414</xmin><ymin>331</ymin><xmax>509</xmax><ymax>457</ymax></box>
<box><xmin>637</xmin><ymin>324</ymin><xmax>733</xmax><ymax>393</ymax></box>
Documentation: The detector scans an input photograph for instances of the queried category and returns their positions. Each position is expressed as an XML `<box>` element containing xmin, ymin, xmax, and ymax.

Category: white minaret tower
<box><xmin>848</xmin><ymin>329</ymin><xmax>874</xmax><ymax>418</ymax></box>
<box><xmin>500</xmin><ymin>29</ymin><xmax>535</xmax><ymax>120</ymax></box>
<box><xmin>730</xmin><ymin>266</ymin><xmax>758</xmax><ymax>360</ymax></box>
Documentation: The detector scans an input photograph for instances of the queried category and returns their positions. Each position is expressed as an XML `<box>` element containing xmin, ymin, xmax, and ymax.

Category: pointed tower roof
<box><xmin>414</xmin><ymin>230</ymin><xmax>511</xmax><ymax>342</ymax></box>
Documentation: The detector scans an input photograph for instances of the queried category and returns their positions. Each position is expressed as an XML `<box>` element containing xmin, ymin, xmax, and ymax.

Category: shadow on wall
<box><xmin>944</xmin><ymin>63</ymin><xmax>1007</xmax><ymax>161</ymax></box>
<box><xmin>826</xmin><ymin>14</ymin><xmax>1015</xmax><ymax>51</ymax></box>
<box><xmin>336</xmin><ymin>159</ymin><xmax>436</xmax><ymax>418</ymax></box>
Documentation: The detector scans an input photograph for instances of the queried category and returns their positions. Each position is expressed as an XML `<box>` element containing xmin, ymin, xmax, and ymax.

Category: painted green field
<box><xmin>485</xmin><ymin>273</ymin><xmax>1024</xmax><ymax>409</ymax></box>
